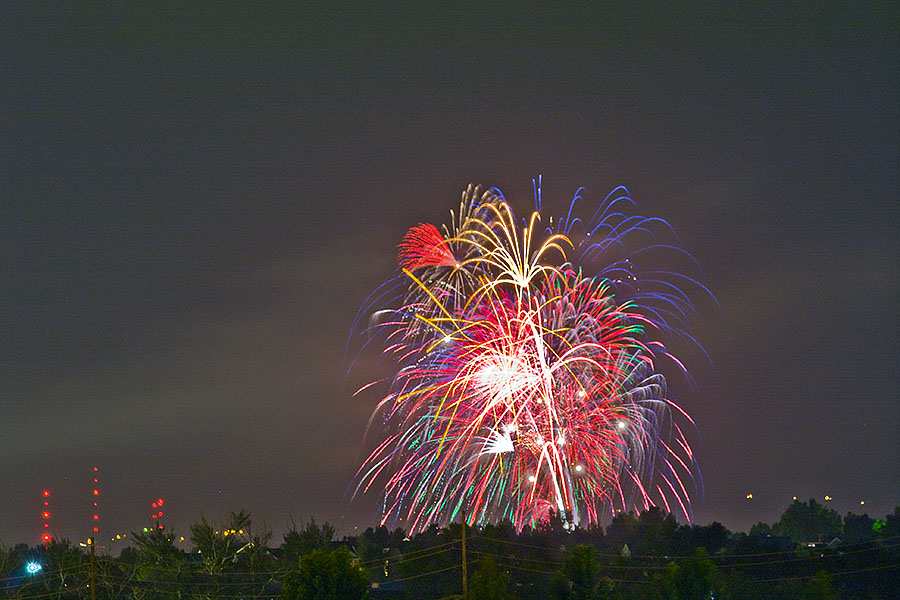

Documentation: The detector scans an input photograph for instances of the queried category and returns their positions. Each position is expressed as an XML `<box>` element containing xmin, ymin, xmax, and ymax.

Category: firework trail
<box><xmin>352</xmin><ymin>181</ymin><xmax>708</xmax><ymax>533</ymax></box>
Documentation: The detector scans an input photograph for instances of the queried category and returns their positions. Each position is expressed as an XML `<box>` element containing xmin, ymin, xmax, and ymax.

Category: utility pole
<box><xmin>89</xmin><ymin>536</ymin><xmax>96</xmax><ymax>600</ymax></box>
<box><xmin>461</xmin><ymin>508</ymin><xmax>467</xmax><ymax>600</ymax></box>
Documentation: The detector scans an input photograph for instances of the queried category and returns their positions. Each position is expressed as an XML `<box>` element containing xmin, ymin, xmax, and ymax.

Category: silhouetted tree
<box><xmin>130</xmin><ymin>527</ymin><xmax>189</xmax><ymax>598</ymax></box>
<box><xmin>95</xmin><ymin>553</ymin><xmax>139</xmax><ymax>600</ymax></box>
<box><xmin>637</xmin><ymin>507</ymin><xmax>679</xmax><ymax>555</ymax></box>
<box><xmin>190</xmin><ymin>510</ymin><xmax>252</xmax><ymax>575</ymax></box>
<box><xmin>686</xmin><ymin>522</ymin><xmax>729</xmax><ymax>555</ymax></box>
<box><xmin>748</xmin><ymin>522</ymin><xmax>771</xmax><ymax>537</ymax></box>
<box><xmin>841</xmin><ymin>512</ymin><xmax>875</xmax><ymax>545</ymax></box>
<box><xmin>469</xmin><ymin>555</ymin><xmax>515</xmax><ymax>600</ymax></box>
<box><xmin>604</xmin><ymin>512</ymin><xmax>639</xmax><ymax>553</ymax></box>
<box><xmin>551</xmin><ymin>544</ymin><xmax>615</xmax><ymax>600</ymax></box>
<box><xmin>773</xmin><ymin>499</ymin><xmax>841</xmax><ymax>543</ymax></box>
<box><xmin>280</xmin><ymin>517</ymin><xmax>334</xmax><ymax>561</ymax></box>
<box><xmin>652</xmin><ymin>548</ymin><xmax>724</xmax><ymax>600</ymax></box>
<box><xmin>282</xmin><ymin>546</ymin><xmax>368</xmax><ymax>600</ymax></box>
<box><xmin>880</xmin><ymin>505</ymin><xmax>900</xmax><ymax>537</ymax></box>
<box><xmin>190</xmin><ymin>510</ymin><xmax>273</xmax><ymax>599</ymax></box>
<box><xmin>4</xmin><ymin>500</ymin><xmax>900</xmax><ymax>600</ymax></box>
<box><xmin>803</xmin><ymin>570</ymin><xmax>836</xmax><ymax>599</ymax></box>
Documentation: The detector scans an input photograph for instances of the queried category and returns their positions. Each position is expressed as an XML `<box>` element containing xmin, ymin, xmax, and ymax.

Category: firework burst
<box><xmin>353</xmin><ymin>181</ymin><xmax>707</xmax><ymax>533</ymax></box>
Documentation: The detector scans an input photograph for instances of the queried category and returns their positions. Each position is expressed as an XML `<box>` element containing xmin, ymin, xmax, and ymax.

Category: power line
<box><xmin>752</xmin><ymin>562</ymin><xmax>900</xmax><ymax>583</ymax></box>
<box><xmin>379</xmin><ymin>562</ymin><xmax>461</xmax><ymax>584</ymax></box>
<box><xmin>469</xmin><ymin>532</ymin><xmax>900</xmax><ymax>560</ymax></box>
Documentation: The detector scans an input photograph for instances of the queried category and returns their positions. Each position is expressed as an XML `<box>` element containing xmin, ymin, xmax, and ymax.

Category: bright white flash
<box><xmin>476</xmin><ymin>355</ymin><xmax>538</xmax><ymax>408</ymax></box>
<box><xmin>481</xmin><ymin>426</ymin><xmax>514</xmax><ymax>455</ymax></box>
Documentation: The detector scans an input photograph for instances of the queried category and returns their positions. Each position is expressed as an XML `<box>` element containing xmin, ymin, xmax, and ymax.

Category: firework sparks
<box><xmin>353</xmin><ymin>181</ymin><xmax>707</xmax><ymax>533</ymax></box>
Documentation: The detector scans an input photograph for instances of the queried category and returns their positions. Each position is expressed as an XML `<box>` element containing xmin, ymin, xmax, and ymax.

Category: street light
<box><xmin>25</xmin><ymin>562</ymin><xmax>42</xmax><ymax>574</ymax></box>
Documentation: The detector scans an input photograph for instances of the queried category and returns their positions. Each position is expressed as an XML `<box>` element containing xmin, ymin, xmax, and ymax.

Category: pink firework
<box><xmin>353</xmin><ymin>181</ymin><xmax>706</xmax><ymax>533</ymax></box>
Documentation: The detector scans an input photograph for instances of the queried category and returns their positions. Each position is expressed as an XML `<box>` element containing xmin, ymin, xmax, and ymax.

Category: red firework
<box><xmin>398</xmin><ymin>223</ymin><xmax>458</xmax><ymax>271</ymax></box>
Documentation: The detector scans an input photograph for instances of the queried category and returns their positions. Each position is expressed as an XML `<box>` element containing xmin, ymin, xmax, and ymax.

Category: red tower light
<box><xmin>149</xmin><ymin>498</ymin><xmax>166</xmax><ymax>523</ymax></box>
<box><xmin>90</xmin><ymin>466</ymin><xmax>101</xmax><ymax>537</ymax></box>
<box><xmin>41</xmin><ymin>489</ymin><xmax>51</xmax><ymax>546</ymax></box>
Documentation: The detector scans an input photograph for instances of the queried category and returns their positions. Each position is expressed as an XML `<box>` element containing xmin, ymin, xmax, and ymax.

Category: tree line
<box><xmin>1</xmin><ymin>500</ymin><xmax>898</xmax><ymax>599</ymax></box>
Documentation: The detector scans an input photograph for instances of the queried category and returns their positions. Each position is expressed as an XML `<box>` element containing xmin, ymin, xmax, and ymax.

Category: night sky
<box><xmin>2</xmin><ymin>6</ymin><xmax>898</xmax><ymax>547</ymax></box>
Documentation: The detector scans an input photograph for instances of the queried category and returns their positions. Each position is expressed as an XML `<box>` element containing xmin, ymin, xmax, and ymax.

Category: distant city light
<box><xmin>25</xmin><ymin>562</ymin><xmax>42</xmax><ymax>574</ymax></box>
<box><xmin>746</xmin><ymin>493</ymin><xmax>753</xmax><ymax>499</ymax></box>
<box><xmin>824</xmin><ymin>495</ymin><xmax>832</xmax><ymax>501</ymax></box>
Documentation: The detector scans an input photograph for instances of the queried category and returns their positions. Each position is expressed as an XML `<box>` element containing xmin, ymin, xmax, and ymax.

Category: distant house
<box><xmin>804</xmin><ymin>537</ymin><xmax>841</xmax><ymax>550</ymax></box>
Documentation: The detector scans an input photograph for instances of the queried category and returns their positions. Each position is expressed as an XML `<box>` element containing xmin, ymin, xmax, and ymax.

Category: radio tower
<box><xmin>91</xmin><ymin>466</ymin><xmax>100</xmax><ymax>536</ymax></box>
<box><xmin>41</xmin><ymin>489</ymin><xmax>51</xmax><ymax>548</ymax></box>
